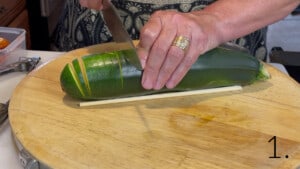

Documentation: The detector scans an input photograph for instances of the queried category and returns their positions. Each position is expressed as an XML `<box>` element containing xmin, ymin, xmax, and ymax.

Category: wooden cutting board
<box><xmin>9</xmin><ymin>43</ymin><xmax>300</xmax><ymax>169</ymax></box>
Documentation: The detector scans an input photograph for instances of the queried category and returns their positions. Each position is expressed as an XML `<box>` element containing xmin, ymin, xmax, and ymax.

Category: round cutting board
<box><xmin>9</xmin><ymin>43</ymin><xmax>300</xmax><ymax>169</ymax></box>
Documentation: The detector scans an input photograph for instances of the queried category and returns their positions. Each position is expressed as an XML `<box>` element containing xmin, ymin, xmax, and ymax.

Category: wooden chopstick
<box><xmin>79</xmin><ymin>85</ymin><xmax>242</xmax><ymax>107</ymax></box>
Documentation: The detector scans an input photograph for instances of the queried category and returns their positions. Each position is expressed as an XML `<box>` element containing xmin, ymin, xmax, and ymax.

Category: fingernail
<box><xmin>154</xmin><ymin>74</ymin><xmax>165</xmax><ymax>90</ymax></box>
<box><xmin>142</xmin><ymin>76</ymin><xmax>153</xmax><ymax>90</ymax></box>
<box><xmin>166</xmin><ymin>80</ymin><xmax>176</xmax><ymax>89</ymax></box>
<box><xmin>154</xmin><ymin>81</ymin><xmax>163</xmax><ymax>90</ymax></box>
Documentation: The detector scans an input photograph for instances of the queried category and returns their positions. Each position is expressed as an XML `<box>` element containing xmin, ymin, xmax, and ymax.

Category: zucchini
<box><xmin>60</xmin><ymin>46</ymin><xmax>270</xmax><ymax>100</ymax></box>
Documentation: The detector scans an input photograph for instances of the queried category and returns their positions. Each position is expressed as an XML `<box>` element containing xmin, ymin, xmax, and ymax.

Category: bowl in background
<box><xmin>0</xmin><ymin>27</ymin><xmax>26</xmax><ymax>65</ymax></box>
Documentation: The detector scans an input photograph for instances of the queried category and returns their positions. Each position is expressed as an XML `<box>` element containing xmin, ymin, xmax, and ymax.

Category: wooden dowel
<box><xmin>79</xmin><ymin>85</ymin><xmax>242</xmax><ymax>107</ymax></box>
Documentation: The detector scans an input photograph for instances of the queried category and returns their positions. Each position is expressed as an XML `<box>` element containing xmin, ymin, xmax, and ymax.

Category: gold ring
<box><xmin>172</xmin><ymin>36</ymin><xmax>190</xmax><ymax>50</ymax></box>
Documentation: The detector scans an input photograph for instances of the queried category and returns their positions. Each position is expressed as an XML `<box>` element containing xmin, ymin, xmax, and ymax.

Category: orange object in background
<box><xmin>0</xmin><ymin>37</ymin><xmax>10</xmax><ymax>49</ymax></box>
<box><xmin>0</xmin><ymin>27</ymin><xmax>26</xmax><ymax>65</ymax></box>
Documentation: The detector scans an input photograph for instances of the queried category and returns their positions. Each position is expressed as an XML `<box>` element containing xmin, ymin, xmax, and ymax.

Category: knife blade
<box><xmin>101</xmin><ymin>0</ymin><xmax>142</xmax><ymax>70</ymax></box>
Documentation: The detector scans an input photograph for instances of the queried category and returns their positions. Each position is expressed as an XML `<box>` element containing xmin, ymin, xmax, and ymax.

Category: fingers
<box><xmin>154</xmin><ymin>29</ymin><xmax>191</xmax><ymax>90</ymax></box>
<box><xmin>137</xmin><ymin>14</ymin><xmax>162</xmax><ymax>69</ymax></box>
<box><xmin>166</xmin><ymin>35</ymin><xmax>201</xmax><ymax>89</ymax></box>
<box><xmin>141</xmin><ymin>12</ymin><xmax>179</xmax><ymax>90</ymax></box>
<box><xmin>139</xmin><ymin>11</ymin><xmax>202</xmax><ymax>90</ymax></box>
<box><xmin>79</xmin><ymin>0</ymin><xmax>104</xmax><ymax>10</ymax></box>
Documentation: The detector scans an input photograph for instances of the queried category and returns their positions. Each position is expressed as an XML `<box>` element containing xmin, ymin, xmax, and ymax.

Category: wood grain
<box><xmin>9</xmin><ymin>43</ymin><xmax>300</xmax><ymax>169</ymax></box>
<box><xmin>0</xmin><ymin>0</ymin><xmax>25</xmax><ymax>26</ymax></box>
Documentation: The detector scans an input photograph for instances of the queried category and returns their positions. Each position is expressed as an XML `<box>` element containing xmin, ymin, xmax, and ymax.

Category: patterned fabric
<box><xmin>52</xmin><ymin>0</ymin><xmax>267</xmax><ymax>60</ymax></box>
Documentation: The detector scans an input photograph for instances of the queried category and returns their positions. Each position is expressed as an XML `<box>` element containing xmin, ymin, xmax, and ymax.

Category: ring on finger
<box><xmin>172</xmin><ymin>36</ymin><xmax>190</xmax><ymax>51</ymax></box>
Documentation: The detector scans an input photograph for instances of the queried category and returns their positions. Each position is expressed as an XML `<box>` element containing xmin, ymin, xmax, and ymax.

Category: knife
<box><xmin>101</xmin><ymin>0</ymin><xmax>143</xmax><ymax>70</ymax></box>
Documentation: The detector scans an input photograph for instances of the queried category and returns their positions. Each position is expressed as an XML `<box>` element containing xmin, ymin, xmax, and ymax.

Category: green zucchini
<box><xmin>60</xmin><ymin>46</ymin><xmax>270</xmax><ymax>100</ymax></box>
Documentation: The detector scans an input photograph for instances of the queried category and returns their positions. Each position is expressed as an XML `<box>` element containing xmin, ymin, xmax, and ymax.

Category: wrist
<box><xmin>190</xmin><ymin>10</ymin><xmax>228</xmax><ymax>50</ymax></box>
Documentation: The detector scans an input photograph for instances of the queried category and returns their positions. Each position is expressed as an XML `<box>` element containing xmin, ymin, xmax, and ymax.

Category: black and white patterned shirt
<box><xmin>52</xmin><ymin>0</ymin><xmax>267</xmax><ymax>60</ymax></box>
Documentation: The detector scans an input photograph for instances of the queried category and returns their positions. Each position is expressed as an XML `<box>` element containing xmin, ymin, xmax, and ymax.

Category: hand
<box><xmin>137</xmin><ymin>10</ymin><xmax>222</xmax><ymax>90</ymax></box>
<box><xmin>79</xmin><ymin>0</ymin><xmax>110</xmax><ymax>10</ymax></box>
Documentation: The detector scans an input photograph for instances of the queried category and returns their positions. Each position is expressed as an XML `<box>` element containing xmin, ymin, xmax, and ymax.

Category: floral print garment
<box><xmin>52</xmin><ymin>0</ymin><xmax>267</xmax><ymax>60</ymax></box>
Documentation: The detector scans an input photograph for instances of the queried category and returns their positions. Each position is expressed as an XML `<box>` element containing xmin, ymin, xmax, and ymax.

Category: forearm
<box><xmin>193</xmin><ymin>0</ymin><xmax>300</xmax><ymax>44</ymax></box>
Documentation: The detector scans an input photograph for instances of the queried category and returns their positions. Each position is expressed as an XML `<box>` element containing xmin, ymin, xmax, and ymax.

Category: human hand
<box><xmin>137</xmin><ymin>10</ymin><xmax>223</xmax><ymax>90</ymax></box>
<box><xmin>79</xmin><ymin>0</ymin><xmax>110</xmax><ymax>10</ymax></box>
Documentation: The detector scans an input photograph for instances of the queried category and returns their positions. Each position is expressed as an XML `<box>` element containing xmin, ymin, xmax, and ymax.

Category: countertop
<box><xmin>0</xmin><ymin>50</ymin><xmax>289</xmax><ymax>169</ymax></box>
<box><xmin>0</xmin><ymin>50</ymin><xmax>64</xmax><ymax>169</ymax></box>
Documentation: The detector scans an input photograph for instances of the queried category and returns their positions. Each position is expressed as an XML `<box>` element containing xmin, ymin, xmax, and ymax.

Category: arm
<box><xmin>198</xmin><ymin>0</ymin><xmax>300</xmax><ymax>45</ymax></box>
